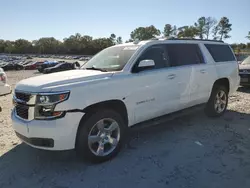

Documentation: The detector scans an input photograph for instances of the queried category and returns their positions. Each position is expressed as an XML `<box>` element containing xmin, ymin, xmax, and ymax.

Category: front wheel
<box><xmin>205</xmin><ymin>85</ymin><xmax>228</xmax><ymax>117</ymax></box>
<box><xmin>75</xmin><ymin>109</ymin><xmax>127</xmax><ymax>163</ymax></box>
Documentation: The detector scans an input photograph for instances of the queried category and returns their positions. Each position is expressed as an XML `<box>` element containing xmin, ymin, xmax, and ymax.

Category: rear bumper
<box><xmin>11</xmin><ymin>110</ymin><xmax>83</xmax><ymax>150</ymax></box>
<box><xmin>0</xmin><ymin>84</ymin><xmax>12</xmax><ymax>96</ymax></box>
<box><xmin>239</xmin><ymin>74</ymin><xmax>250</xmax><ymax>86</ymax></box>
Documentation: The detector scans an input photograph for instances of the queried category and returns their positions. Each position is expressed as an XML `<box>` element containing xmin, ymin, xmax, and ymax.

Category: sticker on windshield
<box><xmin>123</xmin><ymin>46</ymin><xmax>139</xmax><ymax>50</ymax></box>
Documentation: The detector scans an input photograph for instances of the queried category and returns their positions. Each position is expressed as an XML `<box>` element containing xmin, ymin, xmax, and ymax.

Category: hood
<box><xmin>239</xmin><ymin>64</ymin><xmax>250</xmax><ymax>70</ymax></box>
<box><xmin>15</xmin><ymin>69</ymin><xmax>113</xmax><ymax>92</ymax></box>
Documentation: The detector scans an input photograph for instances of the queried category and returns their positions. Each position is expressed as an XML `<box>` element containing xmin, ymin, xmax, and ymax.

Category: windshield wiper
<box><xmin>85</xmin><ymin>66</ymin><xmax>108</xmax><ymax>72</ymax></box>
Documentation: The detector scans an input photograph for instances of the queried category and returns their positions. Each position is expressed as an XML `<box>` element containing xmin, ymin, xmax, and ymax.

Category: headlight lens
<box><xmin>34</xmin><ymin>91</ymin><xmax>70</xmax><ymax>120</ymax></box>
<box><xmin>36</xmin><ymin>92</ymin><xmax>69</xmax><ymax>104</ymax></box>
<box><xmin>0</xmin><ymin>73</ymin><xmax>7</xmax><ymax>84</ymax></box>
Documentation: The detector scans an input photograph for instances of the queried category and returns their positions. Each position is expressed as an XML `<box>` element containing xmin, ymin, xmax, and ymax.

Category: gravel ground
<box><xmin>1</xmin><ymin>70</ymin><xmax>250</xmax><ymax>188</ymax></box>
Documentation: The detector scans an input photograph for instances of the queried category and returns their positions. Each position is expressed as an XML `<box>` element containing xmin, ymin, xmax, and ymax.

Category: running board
<box><xmin>131</xmin><ymin>104</ymin><xmax>206</xmax><ymax>130</ymax></box>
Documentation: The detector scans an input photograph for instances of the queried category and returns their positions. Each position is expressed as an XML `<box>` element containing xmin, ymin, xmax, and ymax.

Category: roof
<box><xmin>114</xmin><ymin>37</ymin><xmax>227</xmax><ymax>49</ymax></box>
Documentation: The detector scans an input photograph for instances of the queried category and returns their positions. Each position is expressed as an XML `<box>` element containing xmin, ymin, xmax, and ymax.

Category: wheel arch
<box><xmin>75</xmin><ymin>99</ymin><xmax>128</xmax><ymax>147</ymax></box>
<box><xmin>212</xmin><ymin>78</ymin><xmax>230</xmax><ymax>92</ymax></box>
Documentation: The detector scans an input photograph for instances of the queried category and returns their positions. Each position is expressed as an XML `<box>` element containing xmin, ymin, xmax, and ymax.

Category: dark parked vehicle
<box><xmin>43</xmin><ymin>62</ymin><xmax>79</xmax><ymax>74</ymax></box>
<box><xmin>239</xmin><ymin>56</ymin><xmax>250</xmax><ymax>86</ymax></box>
<box><xmin>24</xmin><ymin>61</ymin><xmax>44</xmax><ymax>70</ymax></box>
<box><xmin>0</xmin><ymin>63</ymin><xmax>24</xmax><ymax>71</ymax></box>
<box><xmin>19</xmin><ymin>61</ymin><xmax>33</xmax><ymax>66</ymax></box>
<box><xmin>38</xmin><ymin>61</ymin><xmax>59</xmax><ymax>73</ymax></box>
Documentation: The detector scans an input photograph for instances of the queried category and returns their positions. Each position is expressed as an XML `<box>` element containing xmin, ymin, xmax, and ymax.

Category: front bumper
<box><xmin>0</xmin><ymin>84</ymin><xmax>12</xmax><ymax>96</ymax></box>
<box><xmin>11</xmin><ymin>110</ymin><xmax>83</xmax><ymax>150</ymax></box>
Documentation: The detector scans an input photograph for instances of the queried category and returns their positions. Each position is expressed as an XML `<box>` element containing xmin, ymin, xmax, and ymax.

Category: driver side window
<box><xmin>132</xmin><ymin>45</ymin><xmax>169</xmax><ymax>72</ymax></box>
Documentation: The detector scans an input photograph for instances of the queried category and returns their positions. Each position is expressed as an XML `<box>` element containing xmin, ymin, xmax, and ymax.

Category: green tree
<box><xmin>4</xmin><ymin>40</ymin><xmax>14</xmax><ymax>54</ymax></box>
<box><xmin>110</xmin><ymin>33</ymin><xmax>116</xmax><ymax>45</ymax></box>
<box><xmin>239</xmin><ymin>43</ymin><xmax>247</xmax><ymax>49</ymax></box>
<box><xmin>230</xmin><ymin>43</ymin><xmax>237</xmax><ymax>50</ymax></box>
<box><xmin>0</xmin><ymin>39</ymin><xmax>5</xmax><ymax>53</ymax></box>
<box><xmin>13</xmin><ymin>39</ymin><xmax>32</xmax><ymax>54</ymax></box>
<box><xmin>130</xmin><ymin>25</ymin><xmax>161</xmax><ymax>41</ymax></box>
<box><xmin>63</xmin><ymin>33</ymin><xmax>83</xmax><ymax>54</ymax></box>
<box><xmin>116</xmin><ymin>36</ymin><xmax>123</xmax><ymax>44</ymax></box>
<box><xmin>204</xmin><ymin>17</ymin><xmax>217</xmax><ymax>39</ymax></box>
<box><xmin>246</xmin><ymin>31</ymin><xmax>250</xmax><ymax>40</ymax></box>
<box><xmin>163</xmin><ymin>24</ymin><xmax>177</xmax><ymax>37</ymax></box>
<box><xmin>194</xmin><ymin>17</ymin><xmax>206</xmax><ymax>39</ymax></box>
<box><xmin>35</xmin><ymin>37</ymin><xmax>61</xmax><ymax>54</ymax></box>
<box><xmin>213</xmin><ymin>17</ymin><xmax>232</xmax><ymax>40</ymax></box>
<box><xmin>247</xmin><ymin>43</ymin><xmax>250</xmax><ymax>49</ymax></box>
<box><xmin>177</xmin><ymin>26</ymin><xmax>198</xmax><ymax>38</ymax></box>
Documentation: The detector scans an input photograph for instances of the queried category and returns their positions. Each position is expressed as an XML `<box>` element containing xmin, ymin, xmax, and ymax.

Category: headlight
<box><xmin>34</xmin><ymin>91</ymin><xmax>70</xmax><ymax>120</ymax></box>
<box><xmin>0</xmin><ymin>73</ymin><xmax>7</xmax><ymax>84</ymax></box>
<box><xmin>36</xmin><ymin>92</ymin><xmax>69</xmax><ymax>104</ymax></box>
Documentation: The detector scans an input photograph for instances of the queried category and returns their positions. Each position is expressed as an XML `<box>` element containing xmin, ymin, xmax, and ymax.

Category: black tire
<box><xmin>75</xmin><ymin>109</ymin><xmax>127</xmax><ymax>163</ymax></box>
<box><xmin>205</xmin><ymin>85</ymin><xmax>228</xmax><ymax>117</ymax></box>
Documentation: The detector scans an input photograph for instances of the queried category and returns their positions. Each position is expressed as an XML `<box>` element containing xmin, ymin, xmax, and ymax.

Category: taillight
<box><xmin>0</xmin><ymin>74</ymin><xmax>6</xmax><ymax>83</ymax></box>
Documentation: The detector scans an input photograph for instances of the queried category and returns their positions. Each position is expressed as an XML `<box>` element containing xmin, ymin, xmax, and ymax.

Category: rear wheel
<box><xmin>76</xmin><ymin>109</ymin><xmax>127</xmax><ymax>163</ymax></box>
<box><xmin>205</xmin><ymin>85</ymin><xmax>228</xmax><ymax>117</ymax></box>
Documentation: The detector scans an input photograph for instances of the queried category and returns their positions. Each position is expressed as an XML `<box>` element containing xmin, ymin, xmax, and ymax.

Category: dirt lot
<box><xmin>1</xmin><ymin>70</ymin><xmax>250</xmax><ymax>188</ymax></box>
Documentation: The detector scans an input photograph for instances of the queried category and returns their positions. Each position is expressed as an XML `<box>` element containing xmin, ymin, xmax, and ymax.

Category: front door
<box><xmin>129</xmin><ymin>45</ymin><xmax>180</xmax><ymax>124</ymax></box>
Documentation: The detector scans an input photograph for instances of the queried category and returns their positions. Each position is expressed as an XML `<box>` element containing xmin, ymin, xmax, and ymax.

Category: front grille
<box><xmin>15</xmin><ymin>92</ymin><xmax>31</xmax><ymax>102</ymax></box>
<box><xmin>16</xmin><ymin>104</ymin><xmax>29</xmax><ymax>120</ymax></box>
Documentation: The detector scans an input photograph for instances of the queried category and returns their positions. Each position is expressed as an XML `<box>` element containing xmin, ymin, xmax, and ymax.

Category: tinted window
<box><xmin>166</xmin><ymin>44</ymin><xmax>204</xmax><ymax>67</ymax></box>
<box><xmin>133</xmin><ymin>45</ymin><xmax>169</xmax><ymax>72</ymax></box>
<box><xmin>204</xmin><ymin>44</ymin><xmax>235</xmax><ymax>62</ymax></box>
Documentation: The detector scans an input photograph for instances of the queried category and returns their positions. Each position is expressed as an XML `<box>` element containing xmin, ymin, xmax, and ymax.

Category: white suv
<box><xmin>12</xmin><ymin>39</ymin><xmax>240</xmax><ymax>162</ymax></box>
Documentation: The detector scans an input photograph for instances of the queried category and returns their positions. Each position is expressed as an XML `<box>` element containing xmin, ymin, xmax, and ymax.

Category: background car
<box><xmin>239</xmin><ymin>56</ymin><xmax>250</xmax><ymax>86</ymax></box>
<box><xmin>24</xmin><ymin>61</ymin><xmax>44</xmax><ymax>70</ymax></box>
<box><xmin>235</xmin><ymin>54</ymin><xmax>249</xmax><ymax>64</ymax></box>
<box><xmin>0</xmin><ymin>68</ymin><xmax>11</xmax><ymax>96</ymax></box>
<box><xmin>0</xmin><ymin>62</ymin><xmax>24</xmax><ymax>71</ymax></box>
<box><xmin>43</xmin><ymin>62</ymin><xmax>76</xmax><ymax>74</ymax></box>
<box><xmin>37</xmin><ymin>61</ymin><xmax>59</xmax><ymax>73</ymax></box>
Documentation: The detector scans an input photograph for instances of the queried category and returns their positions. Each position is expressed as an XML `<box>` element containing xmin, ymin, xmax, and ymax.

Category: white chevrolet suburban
<box><xmin>12</xmin><ymin>38</ymin><xmax>240</xmax><ymax>162</ymax></box>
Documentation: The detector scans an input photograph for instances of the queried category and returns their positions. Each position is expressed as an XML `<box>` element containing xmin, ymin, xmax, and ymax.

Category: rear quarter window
<box><xmin>204</xmin><ymin>44</ymin><xmax>236</xmax><ymax>62</ymax></box>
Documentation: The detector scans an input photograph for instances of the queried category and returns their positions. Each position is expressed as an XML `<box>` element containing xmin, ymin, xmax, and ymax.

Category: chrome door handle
<box><xmin>200</xmin><ymin>69</ymin><xmax>206</xmax><ymax>73</ymax></box>
<box><xmin>168</xmin><ymin>74</ymin><xmax>176</xmax><ymax>79</ymax></box>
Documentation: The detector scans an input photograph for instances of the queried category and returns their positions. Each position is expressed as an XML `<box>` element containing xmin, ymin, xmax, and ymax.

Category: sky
<box><xmin>1</xmin><ymin>0</ymin><xmax>250</xmax><ymax>44</ymax></box>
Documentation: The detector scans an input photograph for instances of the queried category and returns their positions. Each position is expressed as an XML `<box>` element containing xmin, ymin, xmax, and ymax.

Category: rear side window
<box><xmin>166</xmin><ymin>44</ymin><xmax>204</xmax><ymax>67</ymax></box>
<box><xmin>204</xmin><ymin>44</ymin><xmax>236</xmax><ymax>62</ymax></box>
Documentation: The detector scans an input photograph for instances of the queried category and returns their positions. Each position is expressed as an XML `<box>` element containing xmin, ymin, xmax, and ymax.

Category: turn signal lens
<box><xmin>59</xmin><ymin>94</ymin><xmax>67</xmax><ymax>101</ymax></box>
<box><xmin>52</xmin><ymin>111</ymin><xmax>63</xmax><ymax>116</ymax></box>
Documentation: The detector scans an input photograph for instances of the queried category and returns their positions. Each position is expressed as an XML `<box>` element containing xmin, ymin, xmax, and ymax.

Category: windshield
<box><xmin>82</xmin><ymin>45</ymin><xmax>139</xmax><ymax>71</ymax></box>
<box><xmin>241</xmin><ymin>56</ymin><xmax>250</xmax><ymax>65</ymax></box>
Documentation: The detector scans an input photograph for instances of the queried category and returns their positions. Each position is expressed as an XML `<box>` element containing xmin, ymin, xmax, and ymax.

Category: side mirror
<box><xmin>138</xmin><ymin>59</ymin><xmax>155</xmax><ymax>68</ymax></box>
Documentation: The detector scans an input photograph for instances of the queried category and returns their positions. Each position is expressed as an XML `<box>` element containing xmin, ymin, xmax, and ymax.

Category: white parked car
<box><xmin>12</xmin><ymin>39</ymin><xmax>240</xmax><ymax>162</ymax></box>
<box><xmin>0</xmin><ymin>68</ymin><xmax>11</xmax><ymax>96</ymax></box>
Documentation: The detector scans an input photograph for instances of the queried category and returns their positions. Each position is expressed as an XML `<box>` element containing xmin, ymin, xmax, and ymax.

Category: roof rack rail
<box><xmin>166</xmin><ymin>37</ymin><xmax>224</xmax><ymax>43</ymax></box>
